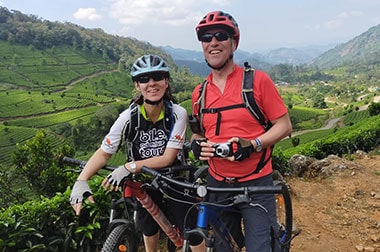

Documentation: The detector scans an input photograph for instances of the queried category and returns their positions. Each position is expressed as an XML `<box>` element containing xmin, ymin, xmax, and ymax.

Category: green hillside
<box><xmin>311</xmin><ymin>23</ymin><xmax>380</xmax><ymax>70</ymax></box>
<box><xmin>0</xmin><ymin>7</ymin><xmax>205</xmax><ymax>166</ymax></box>
<box><xmin>0</xmin><ymin>7</ymin><xmax>379</xmax><ymax>169</ymax></box>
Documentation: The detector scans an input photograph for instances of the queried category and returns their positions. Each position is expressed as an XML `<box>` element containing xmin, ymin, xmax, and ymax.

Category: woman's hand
<box><xmin>70</xmin><ymin>180</ymin><xmax>95</xmax><ymax>215</ymax></box>
<box><xmin>101</xmin><ymin>165</ymin><xmax>131</xmax><ymax>191</ymax></box>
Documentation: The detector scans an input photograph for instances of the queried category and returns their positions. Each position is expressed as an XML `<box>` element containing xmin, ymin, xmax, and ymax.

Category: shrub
<box><xmin>0</xmin><ymin>176</ymin><xmax>114</xmax><ymax>251</ymax></box>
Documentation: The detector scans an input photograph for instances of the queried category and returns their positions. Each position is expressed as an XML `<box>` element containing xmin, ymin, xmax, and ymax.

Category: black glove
<box><xmin>190</xmin><ymin>138</ymin><xmax>207</xmax><ymax>159</ymax></box>
<box><xmin>234</xmin><ymin>138</ymin><xmax>255</xmax><ymax>161</ymax></box>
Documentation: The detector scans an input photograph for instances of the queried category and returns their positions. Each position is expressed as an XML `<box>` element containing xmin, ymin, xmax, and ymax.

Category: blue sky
<box><xmin>1</xmin><ymin>0</ymin><xmax>379</xmax><ymax>53</ymax></box>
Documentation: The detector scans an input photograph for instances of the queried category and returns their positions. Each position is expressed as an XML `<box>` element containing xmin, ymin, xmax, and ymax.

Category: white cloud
<box><xmin>107</xmin><ymin>0</ymin><xmax>230</xmax><ymax>27</ymax></box>
<box><xmin>324</xmin><ymin>11</ymin><xmax>363</xmax><ymax>30</ymax></box>
<box><xmin>73</xmin><ymin>8</ymin><xmax>102</xmax><ymax>21</ymax></box>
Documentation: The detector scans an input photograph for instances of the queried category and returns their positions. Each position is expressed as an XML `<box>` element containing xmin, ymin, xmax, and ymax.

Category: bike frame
<box><xmin>121</xmin><ymin>179</ymin><xmax>183</xmax><ymax>247</ymax></box>
<box><xmin>63</xmin><ymin>156</ymin><xmax>190</xmax><ymax>250</ymax></box>
<box><xmin>141</xmin><ymin>165</ymin><xmax>293</xmax><ymax>252</ymax></box>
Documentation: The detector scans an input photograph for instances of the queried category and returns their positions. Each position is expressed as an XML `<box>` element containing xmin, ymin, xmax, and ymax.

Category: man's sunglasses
<box><xmin>136</xmin><ymin>73</ymin><xmax>166</xmax><ymax>83</ymax></box>
<box><xmin>199</xmin><ymin>32</ymin><xmax>230</xmax><ymax>43</ymax></box>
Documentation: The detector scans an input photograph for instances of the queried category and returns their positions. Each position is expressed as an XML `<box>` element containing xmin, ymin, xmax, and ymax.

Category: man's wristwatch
<box><xmin>254</xmin><ymin>138</ymin><xmax>262</xmax><ymax>152</ymax></box>
<box><xmin>128</xmin><ymin>161</ymin><xmax>137</xmax><ymax>173</ymax></box>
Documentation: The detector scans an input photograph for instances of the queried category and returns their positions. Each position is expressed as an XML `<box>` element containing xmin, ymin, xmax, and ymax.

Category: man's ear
<box><xmin>232</xmin><ymin>39</ymin><xmax>238</xmax><ymax>51</ymax></box>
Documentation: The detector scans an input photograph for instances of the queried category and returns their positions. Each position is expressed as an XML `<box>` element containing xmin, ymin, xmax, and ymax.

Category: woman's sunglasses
<box><xmin>136</xmin><ymin>73</ymin><xmax>166</xmax><ymax>83</ymax></box>
<box><xmin>199</xmin><ymin>32</ymin><xmax>230</xmax><ymax>43</ymax></box>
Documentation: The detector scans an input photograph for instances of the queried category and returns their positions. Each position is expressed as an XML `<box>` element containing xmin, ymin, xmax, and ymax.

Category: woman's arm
<box><xmin>77</xmin><ymin>148</ymin><xmax>113</xmax><ymax>180</ymax></box>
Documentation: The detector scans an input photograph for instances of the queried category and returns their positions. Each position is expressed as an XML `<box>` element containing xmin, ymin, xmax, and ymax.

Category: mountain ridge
<box><xmin>161</xmin><ymin>23</ymin><xmax>380</xmax><ymax>76</ymax></box>
<box><xmin>310</xmin><ymin>23</ymin><xmax>380</xmax><ymax>69</ymax></box>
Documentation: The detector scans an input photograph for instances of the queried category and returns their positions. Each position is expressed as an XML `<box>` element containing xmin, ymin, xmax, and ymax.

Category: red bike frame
<box><xmin>123</xmin><ymin>180</ymin><xmax>183</xmax><ymax>247</ymax></box>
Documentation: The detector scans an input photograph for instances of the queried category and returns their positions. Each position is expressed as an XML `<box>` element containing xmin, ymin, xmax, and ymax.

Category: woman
<box><xmin>70</xmin><ymin>54</ymin><xmax>204</xmax><ymax>252</ymax></box>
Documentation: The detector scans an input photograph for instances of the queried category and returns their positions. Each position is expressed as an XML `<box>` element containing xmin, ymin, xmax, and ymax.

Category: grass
<box><xmin>277</xmin><ymin>128</ymin><xmax>335</xmax><ymax>150</ymax></box>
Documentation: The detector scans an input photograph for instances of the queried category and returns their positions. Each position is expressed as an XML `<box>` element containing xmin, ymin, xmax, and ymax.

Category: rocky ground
<box><xmin>288</xmin><ymin>152</ymin><xmax>380</xmax><ymax>252</ymax></box>
<box><xmin>151</xmin><ymin>151</ymin><xmax>380</xmax><ymax>252</ymax></box>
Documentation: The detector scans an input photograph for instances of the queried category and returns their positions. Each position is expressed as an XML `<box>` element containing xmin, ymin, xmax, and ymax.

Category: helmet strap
<box><xmin>144</xmin><ymin>97</ymin><xmax>163</xmax><ymax>106</ymax></box>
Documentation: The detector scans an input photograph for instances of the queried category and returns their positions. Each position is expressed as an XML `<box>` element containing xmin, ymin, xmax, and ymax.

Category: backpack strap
<box><xmin>124</xmin><ymin>103</ymin><xmax>140</xmax><ymax>161</ymax></box>
<box><xmin>241</xmin><ymin>62</ymin><xmax>274</xmax><ymax>175</ymax></box>
<box><xmin>194</xmin><ymin>79</ymin><xmax>208</xmax><ymax>136</ymax></box>
<box><xmin>201</xmin><ymin>103</ymin><xmax>246</xmax><ymax>136</ymax></box>
<box><xmin>163</xmin><ymin>100</ymin><xmax>175</xmax><ymax>137</ymax></box>
<box><xmin>124</xmin><ymin>101</ymin><xmax>175</xmax><ymax>161</ymax></box>
<box><xmin>242</xmin><ymin>62</ymin><xmax>272</xmax><ymax>131</ymax></box>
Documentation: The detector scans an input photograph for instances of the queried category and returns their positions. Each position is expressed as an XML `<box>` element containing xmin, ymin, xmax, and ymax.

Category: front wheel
<box><xmin>101</xmin><ymin>224</ymin><xmax>139</xmax><ymax>252</ymax></box>
<box><xmin>274</xmin><ymin>180</ymin><xmax>293</xmax><ymax>252</ymax></box>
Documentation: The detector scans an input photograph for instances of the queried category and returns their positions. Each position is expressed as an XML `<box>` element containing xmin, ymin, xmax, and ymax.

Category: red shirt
<box><xmin>191</xmin><ymin>65</ymin><xmax>288</xmax><ymax>182</ymax></box>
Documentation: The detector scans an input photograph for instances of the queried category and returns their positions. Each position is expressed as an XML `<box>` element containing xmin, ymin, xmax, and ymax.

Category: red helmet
<box><xmin>196</xmin><ymin>11</ymin><xmax>240</xmax><ymax>48</ymax></box>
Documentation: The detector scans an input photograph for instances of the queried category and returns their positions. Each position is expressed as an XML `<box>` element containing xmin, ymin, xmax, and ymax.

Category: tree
<box><xmin>368</xmin><ymin>102</ymin><xmax>380</xmax><ymax>116</ymax></box>
<box><xmin>11</xmin><ymin>129</ymin><xmax>75</xmax><ymax>197</ymax></box>
<box><xmin>313</xmin><ymin>93</ymin><xmax>327</xmax><ymax>109</ymax></box>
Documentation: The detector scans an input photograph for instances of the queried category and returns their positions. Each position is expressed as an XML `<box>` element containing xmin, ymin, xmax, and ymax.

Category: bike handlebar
<box><xmin>62</xmin><ymin>156</ymin><xmax>198</xmax><ymax>174</ymax></box>
<box><xmin>62</xmin><ymin>156</ymin><xmax>116</xmax><ymax>171</ymax></box>
<box><xmin>141</xmin><ymin>165</ymin><xmax>285</xmax><ymax>198</ymax></box>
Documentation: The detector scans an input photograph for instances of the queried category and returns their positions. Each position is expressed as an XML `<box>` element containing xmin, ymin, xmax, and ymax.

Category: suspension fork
<box><xmin>186</xmin><ymin>203</ymin><xmax>241</xmax><ymax>251</ymax></box>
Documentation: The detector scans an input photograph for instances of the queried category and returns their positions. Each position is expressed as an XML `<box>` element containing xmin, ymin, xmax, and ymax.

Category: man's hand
<box><xmin>230</xmin><ymin>137</ymin><xmax>255</xmax><ymax>161</ymax></box>
<box><xmin>190</xmin><ymin>138</ymin><xmax>207</xmax><ymax>159</ymax></box>
<box><xmin>191</xmin><ymin>138</ymin><xmax>215</xmax><ymax>160</ymax></box>
<box><xmin>101</xmin><ymin>165</ymin><xmax>131</xmax><ymax>191</ymax></box>
<box><xmin>70</xmin><ymin>180</ymin><xmax>94</xmax><ymax>215</ymax></box>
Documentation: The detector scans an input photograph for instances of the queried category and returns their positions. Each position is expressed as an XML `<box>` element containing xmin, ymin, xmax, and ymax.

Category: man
<box><xmin>190</xmin><ymin>11</ymin><xmax>292</xmax><ymax>251</ymax></box>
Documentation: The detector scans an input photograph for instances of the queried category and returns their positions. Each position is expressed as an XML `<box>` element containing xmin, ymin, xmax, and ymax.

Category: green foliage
<box><xmin>288</xmin><ymin>106</ymin><xmax>328</xmax><ymax>130</ymax></box>
<box><xmin>368</xmin><ymin>102</ymin><xmax>380</xmax><ymax>116</ymax></box>
<box><xmin>6</xmin><ymin>106</ymin><xmax>101</xmax><ymax>128</ymax></box>
<box><xmin>344</xmin><ymin>110</ymin><xmax>370</xmax><ymax>126</ymax></box>
<box><xmin>0</xmin><ymin>178</ymin><xmax>113</xmax><ymax>251</ymax></box>
<box><xmin>283</xmin><ymin>114</ymin><xmax>380</xmax><ymax>159</ymax></box>
<box><xmin>0</xmin><ymin>164</ymin><xmax>28</xmax><ymax>209</ymax></box>
<box><xmin>277</xmin><ymin>129</ymin><xmax>335</xmax><ymax>150</ymax></box>
<box><xmin>291</xmin><ymin>137</ymin><xmax>300</xmax><ymax>147</ymax></box>
<box><xmin>11</xmin><ymin>129</ymin><xmax>75</xmax><ymax>197</ymax></box>
<box><xmin>272</xmin><ymin>148</ymin><xmax>292</xmax><ymax>175</ymax></box>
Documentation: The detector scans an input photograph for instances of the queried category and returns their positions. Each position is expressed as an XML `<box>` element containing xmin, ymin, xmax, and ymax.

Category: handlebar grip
<box><xmin>62</xmin><ymin>156</ymin><xmax>116</xmax><ymax>171</ymax></box>
<box><xmin>62</xmin><ymin>156</ymin><xmax>86</xmax><ymax>167</ymax></box>
<box><xmin>141</xmin><ymin>165</ymin><xmax>160</xmax><ymax>176</ymax></box>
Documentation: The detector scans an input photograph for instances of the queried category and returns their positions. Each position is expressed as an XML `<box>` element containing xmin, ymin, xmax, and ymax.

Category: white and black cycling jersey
<box><xmin>100</xmin><ymin>102</ymin><xmax>187</xmax><ymax>161</ymax></box>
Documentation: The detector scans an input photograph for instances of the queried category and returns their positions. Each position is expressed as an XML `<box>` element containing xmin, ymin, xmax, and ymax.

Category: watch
<box><xmin>254</xmin><ymin>138</ymin><xmax>262</xmax><ymax>152</ymax></box>
<box><xmin>129</xmin><ymin>162</ymin><xmax>137</xmax><ymax>173</ymax></box>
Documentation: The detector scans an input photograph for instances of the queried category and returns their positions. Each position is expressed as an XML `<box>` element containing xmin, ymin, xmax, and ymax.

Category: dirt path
<box><xmin>291</xmin><ymin>117</ymin><xmax>341</xmax><ymax>137</ymax></box>
<box><xmin>63</xmin><ymin>69</ymin><xmax>117</xmax><ymax>91</ymax></box>
<box><xmin>288</xmin><ymin>154</ymin><xmax>380</xmax><ymax>252</ymax></box>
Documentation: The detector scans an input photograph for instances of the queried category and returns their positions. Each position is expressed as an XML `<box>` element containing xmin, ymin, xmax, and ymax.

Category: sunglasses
<box><xmin>199</xmin><ymin>32</ymin><xmax>230</xmax><ymax>43</ymax></box>
<box><xmin>136</xmin><ymin>73</ymin><xmax>166</xmax><ymax>83</ymax></box>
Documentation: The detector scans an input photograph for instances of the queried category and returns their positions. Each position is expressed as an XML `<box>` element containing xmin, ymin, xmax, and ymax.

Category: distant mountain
<box><xmin>310</xmin><ymin>24</ymin><xmax>380</xmax><ymax>69</ymax></box>
<box><xmin>161</xmin><ymin>44</ymin><xmax>333</xmax><ymax>76</ymax></box>
<box><xmin>161</xmin><ymin>46</ymin><xmax>273</xmax><ymax>76</ymax></box>
<box><xmin>263</xmin><ymin>47</ymin><xmax>330</xmax><ymax>65</ymax></box>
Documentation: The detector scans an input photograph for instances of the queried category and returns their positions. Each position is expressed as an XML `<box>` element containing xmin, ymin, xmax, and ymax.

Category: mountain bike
<box><xmin>63</xmin><ymin>156</ymin><xmax>199</xmax><ymax>252</ymax></box>
<box><xmin>140</xmin><ymin>165</ymin><xmax>295</xmax><ymax>252</ymax></box>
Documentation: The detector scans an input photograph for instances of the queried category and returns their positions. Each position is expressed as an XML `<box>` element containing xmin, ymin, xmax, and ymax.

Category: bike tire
<box><xmin>101</xmin><ymin>224</ymin><xmax>139</xmax><ymax>252</ymax></box>
<box><xmin>274</xmin><ymin>180</ymin><xmax>293</xmax><ymax>252</ymax></box>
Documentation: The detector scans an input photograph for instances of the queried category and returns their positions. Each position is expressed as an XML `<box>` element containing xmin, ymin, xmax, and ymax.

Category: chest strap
<box><xmin>201</xmin><ymin>103</ymin><xmax>246</xmax><ymax>136</ymax></box>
